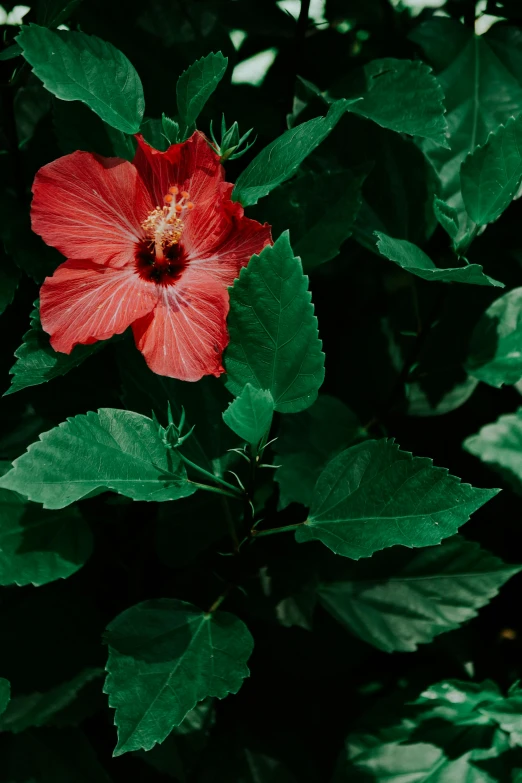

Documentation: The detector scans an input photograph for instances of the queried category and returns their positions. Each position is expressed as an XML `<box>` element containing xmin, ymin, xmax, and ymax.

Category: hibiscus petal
<box><xmin>32</xmin><ymin>151</ymin><xmax>153</xmax><ymax>267</ymax></box>
<box><xmin>41</xmin><ymin>259</ymin><xmax>158</xmax><ymax>353</ymax></box>
<box><xmin>186</xmin><ymin>190</ymin><xmax>272</xmax><ymax>284</ymax></box>
<box><xmin>133</xmin><ymin>131</ymin><xmax>223</xmax><ymax>212</ymax></box>
<box><xmin>132</xmin><ymin>268</ymin><xmax>229</xmax><ymax>382</ymax></box>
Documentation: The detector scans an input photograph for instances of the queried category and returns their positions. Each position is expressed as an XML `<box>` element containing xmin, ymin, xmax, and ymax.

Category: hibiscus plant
<box><xmin>2</xmin><ymin>0</ymin><xmax>522</xmax><ymax>780</ymax></box>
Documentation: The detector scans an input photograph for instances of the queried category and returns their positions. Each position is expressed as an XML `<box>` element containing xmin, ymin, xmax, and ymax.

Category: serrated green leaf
<box><xmin>296</xmin><ymin>439</ymin><xmax>499</xmax><ymax>559</ymax></box>
<box><xmin>104</xmin><ymin>598</ymin><xmax>253</xmax><ymax>756</ymax></box>
<box><xmin>317</xmin><ymin>536</ymin><xmax>521</xmax><ymax>652</ymax></box>
<box><xmin>274</xmin><ymin>395</ymin><xmax>363</xmax><ymax>509</ymax></box>
<box><xmin>162</xmin><ymin>113</ymin><xmax>180</xmax><ymax>144</ymax></box>
<box><xmin>434</xmin><ymin>197</ymin><xmax>459</xmax><ymax>241</ymax></box>
<box><xmin>481</xmin><ymin>690</ymin><xmax>522</xmax><ymax>746</ymax></box>
<box><xmin>176</xmin><ymin>52</ymin><xmax>228</xmax><ymax>129</ymax></box>
<box><xmin>225</xmin><ymin>232</ymin><xmax>325</xmax><ymax>413</ymax></box>
<box><xmin>464</xmin><ymin>408</ymin><xmax>522</xmax><ymax>489</ymax></box>
<box><xmin>223</xmin><ymin>384</ymin><xmax>274</xmax><ymax>448</ymax></box>
<box><xmin>461</xmin><ymin>115</ymin><xmax>522</xmax><ymax>225</ymax></box>
<box><xmin>411</xmin><ymin>19</ymin><xmax>522</xmax><ymax>240</ymax></box>
<box><xmin>0</xmin><ymin>669</ymin><xmax>102</xmax><ymax>733</ymax></box>
<box><xmin>332</xmin><ymin>58</ymin><xmax>449</xmax><ymax>147</ymax></box>
<box><xmin>466</xmin><ymin>288</ymin><xmax>522</xmax><ymax>388</ymax></box>
<box><xmin>5</xmin><ymin>303</ymin><xmax>103</xmax><ymax>396</ymax></box>
<box><xmin>250</xmin><ymin>170</ymin><xmax>364</xmax><ymax>273</ymax></box>
<box><xmin>0</xmin><ymin>679</ymin><xmax>10</xmax><ymax>717</ymax></box>
<box><xmin>232</xmin><ymin>100</ymin><xmax>356</xmax><ymax>206</ymax></box>
<box><xmin>0</xmin><ymin>409</ymin><xmax>196</xmax><ymax>509</ymax></box>
<box><xmin>134</xmin><ymin>700</ymin><xmax>215</xmax><ymax>780</ymax></box>
<box><xmin>0</xmin><ymin>480</ymin><xmax>92</xmax><ymax>586</ymax></box>
<box><xmin>338</xmin><ymin>678</ymin><xmax>512</xmax><ymax>782</ymax></box>
<box><xmin>17</xmin><ymin>25</ymin><xmax>144</xmax><ymax>134</ymax></box>
<box><xmin>375</xmin><ymin>232</ymin><xmax>504</xmax><ymax>287</ymax></box>
<box><xmin>118</xmin><ymin>339</ymin><xmax>235</xmax><ymax>473</ymax></box>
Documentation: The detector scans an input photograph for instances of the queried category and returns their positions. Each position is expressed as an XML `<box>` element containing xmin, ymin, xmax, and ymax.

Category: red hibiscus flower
<box><xmin>31</xmin><ymin>131</ymin><xmax>272</xmax><ymax>382</ymax></box>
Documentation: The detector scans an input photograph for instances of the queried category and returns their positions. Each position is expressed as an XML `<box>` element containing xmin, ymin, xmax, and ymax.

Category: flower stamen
<box><xmin>141</xmin><ymin>186</ymin><xmax>194</xmax><ymax>260</ymax></box>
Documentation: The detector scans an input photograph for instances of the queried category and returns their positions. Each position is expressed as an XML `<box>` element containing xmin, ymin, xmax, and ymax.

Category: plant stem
<box><xmin>206</xmin><ymin>583</ymin><xmax>234</xmax><ymax>614</ymax></box>
<box><xmin>188</xmin><ymin>481</ymin><xmax>240</xmax><ymax>501</ymax></box>
<box><xmin>251</xmin><ymin>521</ymin><xmax>305</xmax><ymax>538</ymax></box>
<box><xmin>179</xmin><ymin>453</ymin><xmax>244</xmax><ymax>499</ymax></box>
<box><xmin>457</xmin><ymin>223</ymin><xmax>481</xmax><ymax>257</ymax></box>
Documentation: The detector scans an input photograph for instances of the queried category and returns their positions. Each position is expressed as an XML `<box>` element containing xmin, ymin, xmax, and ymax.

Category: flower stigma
<box><xmin>141</xmin><ymin>186</ymin><xmax>194</xmax><ymax>261</ymax></box>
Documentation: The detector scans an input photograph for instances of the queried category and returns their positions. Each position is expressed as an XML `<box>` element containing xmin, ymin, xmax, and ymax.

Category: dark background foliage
<box><xmin>1</xmin><ymin>0</ymin><xmax>522</xmax><ymax>780</ymax></box>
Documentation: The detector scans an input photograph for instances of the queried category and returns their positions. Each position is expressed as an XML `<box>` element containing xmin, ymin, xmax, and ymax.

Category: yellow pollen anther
<box><xmin>141</xmin><ymin>184</ymin><xmax>195</xmax><ymax>258</ymax></box>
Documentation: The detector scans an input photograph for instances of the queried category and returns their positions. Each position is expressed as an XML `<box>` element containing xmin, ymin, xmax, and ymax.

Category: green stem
<box><xmin>179</xmin><ymin>453</ymin><xmax>244</xmax><ymax>499</ymax></box>
<box><xmin>188</xmin><ymin>481</ymin><xmax>240</xmax><ymax>501</ymax></box>
<box><xmin>206</xmin><ymin>583</ymin><xmax>234</xmax><ymax>614</ymax></box>
<box><xmin>457</xmin><ymin>222</ymin><xmax>481</xmax><ymax>257</ymax></box>
<box><xmin>251</xmin><ymin>521</ymin><xmax>305</xmax><ymax>538</ymax></box>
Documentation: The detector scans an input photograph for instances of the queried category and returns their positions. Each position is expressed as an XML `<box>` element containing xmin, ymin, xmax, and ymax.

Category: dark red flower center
<box><xmin>135</xmin><ymin>240</ymin><xmax>189</xmax><ymax>285</ymax></box>
<box><xmin>137</xmin><ymin>184</ymin><xmax>194</xmax><ymax>285</ymax></box>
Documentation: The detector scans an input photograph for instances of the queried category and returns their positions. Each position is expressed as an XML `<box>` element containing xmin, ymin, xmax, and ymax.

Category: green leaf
<box><xmin>317</xmin><ymin>536</ymin><xmax>521</xmax><ymax>652</ymax></box>
<box><xmin>0</xmin><ymin>254</ymin><xmax>20</xmax><ymax>317</ymax></box>
<box><xmin>338</xmin><ymin>678</ymin><xmax>512</xmax><ymax>782</ymax></box>
<box><xmin>0</xmin><ymin>189</ymin><xmax>61</xmax><ymax>283</ymax></box>
<box><xmin>466</xmin><ymin>288</ymin><xmax>522</xmax><ymax>388</ymax></box>
<box><xmin>17</xmin><ymin>25</ymin><xmax>144</xmax><ymax>134</ymax></box>
<box><xmin>5</xmin><ymin>303</ymin><xmax>103</xmax><ymax>396</ymax></box>
<box><xmin>118</xmin><ymin>339</ymin><xmax>235</xmax><ymax>473</ymax></box>
<box><xmin>297</xmin><ymin>439</ymin><xmax>499</xmax><ymax>559</ymax></box>
<box><xmin>250</xmin><ymin>170</ymin><xmax>364</xmax><ymax>273</ymax></box>
<box><xmin>104</xmin><ymin>598</ymin><xmax>254</xmax><ymax>756</ymax></box>
<box><xmin>332</xmin><ymin>58</ymin><xmax>449</xmax><ymax>147</ymax></box>
<box><xmin>14</xmin><ymin>83</ymin><xmax>52</xmax><ymax>148</ymax></box>
<box><xmin>0</xmin><ymin>43</ymin><xmax>22</xmax><ymax>61</ymax></box>
<box><xmin>461</xmin><ymin>115</ymin><xmax>522</xmax><ymax>225</ymax></box>
<box><xmin>0</xmin><ymin>679</ymin><xmax>10</xmax><ymax>718</ymax></box>
<box><xmin>464</xmin><ymin>408</ymin><xmax>522</xmax><ymax>488</ymax></box>
<box><xmin>225</xmin><ymin>232</ymin><xmax>325</xmax><ymax>413</ymax></box>
<box><xmin>274</xmin><ymin>395</ymin><xmax>363</xmax><ymax>509</ymax></box>
<box><xmin>0</xmin><ymin>481</ymin><xmax>92</xmax><ymax>586</ymax></box>
<box><xmin>481</xmin><ymin>689</ymin><xmax>522</xmax><ymax>746</ymax></box>
<box><xmin>232</xmin><ymin>100</ymin><xmax>356</xmax><ymax>206</ymax></box>
<box><xmin>223</xmin><ymin>384</ymin><xmax>274</xmax><ymax>448</ymax></box>
<box><xmin>0</xmin><ymin>669</ymin><xmax>102</xmax><ymax>733</ymax></box>
<box><xmin>434</xmin><ymin>197</ymin><xmax>459</xmax><ymax>241</ymax></box>
<box><xmin>411</xmin><ymin>19</ymin><xmax>522</xmax><ymax>239</ymax></box>
<box><xmin>375</xmin><ymin>232</ymin><xmax>504</xmax><ymax>287</ymax></box>
<box><xmin>176</xmin><ymin>52</ymin><xmax>228</xmax><ymax>129</ymax></box>
<box><xmin>134</xmin><ymin>700</ymin><xmax>215</xmax><ymax>780</ymax></box>
<box><xmin>162</xmin><ymin>113</ymin><xmax>180</xmax><ymax>144</ymax></box>
<box><xmin>54</xmin><ymin>99</ymin><xmax>136</xmax><ymax>160</ymax></box>
<box><xmin>0</xmin><ymin>409</ymin><xmax>196</xmax><ymax>509</ymax></box>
